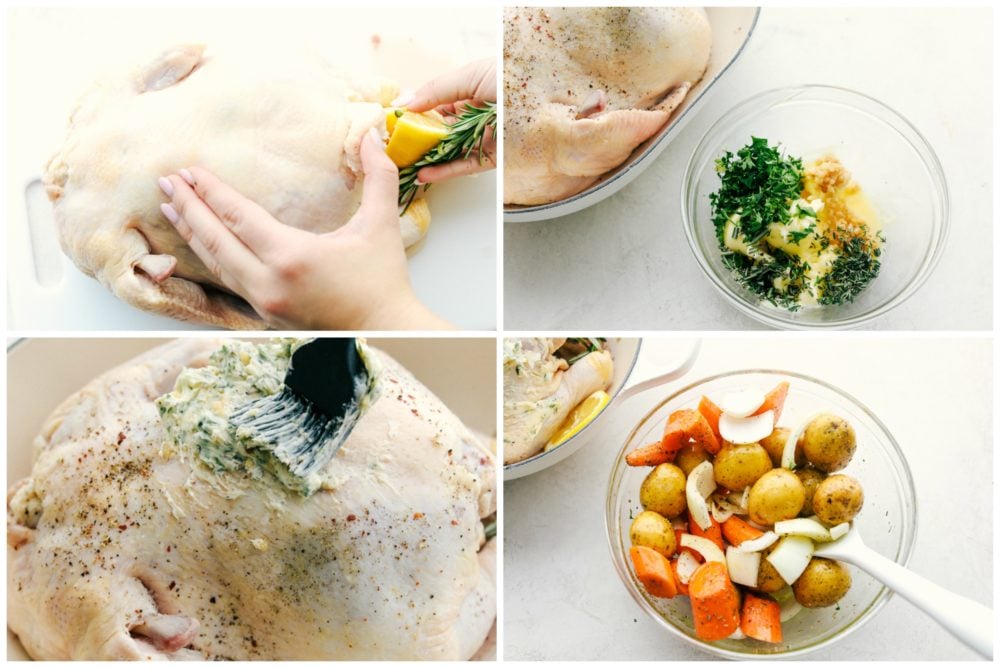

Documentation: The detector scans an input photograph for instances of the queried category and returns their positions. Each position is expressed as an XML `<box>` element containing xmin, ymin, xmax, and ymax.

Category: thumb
<box><xmin>351</xmin><ymin>127</ymin><xmax>400</xmax><ymax>231</ymax></box>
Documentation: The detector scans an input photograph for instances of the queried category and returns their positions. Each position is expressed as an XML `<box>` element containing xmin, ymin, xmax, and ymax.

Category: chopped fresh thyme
<box><xmin>817</xmin><ymin>235</ymin><xmax>883</xmax><ymax>306</ymax></box>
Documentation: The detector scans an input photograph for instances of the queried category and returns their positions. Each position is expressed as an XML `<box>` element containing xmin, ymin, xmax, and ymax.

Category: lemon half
<box><xmin>545</xmin><ymin>390</ymin><xmax>611</xmax><ymax>451</ymax></box>
<box><xmin>384</xmin><ymin>109</ymin><xmax>449</xmax><ymax>168</ymax></box>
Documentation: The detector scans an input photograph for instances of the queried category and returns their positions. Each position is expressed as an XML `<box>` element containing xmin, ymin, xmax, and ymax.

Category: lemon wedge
<box><xmin>544</xmin><ymin>390</ymin><xmax>611</xmax><ymax>451</ymax></box>
<box><xmin>385</xmin><ymin>109</ymin><xmax>449</xmax><ymax>168</ymax></box>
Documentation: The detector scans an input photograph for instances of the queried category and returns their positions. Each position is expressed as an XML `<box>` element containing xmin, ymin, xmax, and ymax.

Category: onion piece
<box><xmin>720</xmin><ymin>410</ymin><xmax>774</xmax><ymax>445</ymax></box>
<box><xmin>726</xmin><ymin>546</ymin><xmax>761</xmax><ymax>587</ymax></box>
<box><xmin>774</xmin><ymin>517</ymin><xmax>832</xmax><ymax>542</ymax></box>
<box><xmin>780</xmin><ymin>597</ymin><xmax>803</xmax><ymax>623</ymax></box>
<box><xmin>737</xmin><ymin>531</ymin><xmax>779</xmax><ymax>553</ymax></box>
<box><xmin>686</xmin><ymin>461</ymin><xmax>717</xmax><ymax>531</ymax></box>
<box><xmin>829</xmin><ymin>522</ymin><xmax>850</xmax><ymax>540</ymax></box>
<box><xmin>675</xmin><ymin>550</ymin><xmax>700</xmax><ymax>584</ymax></box>
<box><xmin>766</xmin><ymin>535</ymin><xmax>815</xmax><ymax>584</ymax></box>
<box><xmin>728</xmin><ymin>627</ymin><xmax>746</xmax><ymax>640</ymax></box>
<box><xmin>781</xmin><ymin>412</ymin><xmax>823</xmax><ymax>469</ymax></box>
<box><xmin>711</xmin><ymin>495</ymin><xmax>739</xmax><ymax>523</ymax></box>
<box><xmin>739</xmin><ymin>486</ymin><xmax>751</xmax><ymax>511</ymax></box>
<box><xmin>680</xmin><ymin>533</ymin><xmax>726</xmax><ymax>565</ymax></box>
<box><xmin>717</xmin><ymin>388</ymin><xmax>766</xmax><ymax>418</ymax></box>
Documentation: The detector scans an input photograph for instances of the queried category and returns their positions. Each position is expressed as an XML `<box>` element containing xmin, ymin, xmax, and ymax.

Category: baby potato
<box><xmin>675</xmin><ymin>443</ymin><xmax>709</xmax><ymax>477</ymax></box>
<box><xmin>801</xmin><ymin>413</ymin><xmax>856</xmax><ymax>472</ymax></box>
<box><xmin>792</xmin><ymin>558</ymin><xmax>851</xmax><ymax>608</ymax></box>
<box><xmin>795</xmin><ymin>467</ymin><xmax>827</xmax><ymax>518</ymax></box>
<box><xmin>754</xmin><ymin>543</ymin><xmax>787</xmax><ymax>593</ymax></box>
<box><xmin>748</xmin><ymin>469</ymin><xmax>806</xmax><ymax>525</ymax></box>
<box><xmin>713</xmin><ymin>443</ymin><xmax>772</xmax><ymax>491</ymax></box>
<box><xmin>759</xmin><ymin>427</ymin><xmax>805</xmax><ymax>468</ymax></box>
<box><xmin>640</xmin><ymin>464</ymin><xmax>687</xmax><ymax>519</ymax></box>
<box><xmin>812</xmin><ymin>474</ymin><xmax>864</xmax><ymax>525</ymax></box>
<box><xmin>629</xmin><ymin>510</ymin><xmax>676</xmax><ymax>557</ymax></box>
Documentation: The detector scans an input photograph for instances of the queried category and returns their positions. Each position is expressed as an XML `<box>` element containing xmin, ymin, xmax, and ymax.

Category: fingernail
<box><xmin>160</xmin><ymin>202</ymin><xmax>179</xmax><ymax>225</ymax></box>
<box><xmin>391</xmin><ymin>91</ymin><xmax>413</xmax><ymax>107</ymax></box>
<box><xmin>157</xmin><ymin>176</ymin><xmax>174</xmax><ymax>197</ymax></box>
<box><xmin>179</xmin><ymin>168</ymin><xmax>195</xmax><ymax>186</ymax></box>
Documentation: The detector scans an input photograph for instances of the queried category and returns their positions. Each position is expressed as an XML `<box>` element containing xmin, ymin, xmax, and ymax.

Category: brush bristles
<box><xmin>231</xmin><ymin>388</ymin><xmax>359</xmax><ymax>479</ymax></box>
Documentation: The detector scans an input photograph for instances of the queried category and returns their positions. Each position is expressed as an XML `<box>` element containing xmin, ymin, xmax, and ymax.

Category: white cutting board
<box><xmin>7</xmin><ymin>7</ymin><xmax>497</xmax><ymax>331</ymax></box>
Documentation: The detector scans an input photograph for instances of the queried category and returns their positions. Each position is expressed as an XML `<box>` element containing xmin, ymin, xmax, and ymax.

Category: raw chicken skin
<box><xmin>503</xmin><ymin>338</ymin><xmax>613</xmax><ymax>464</ymax></box>
<box><xmin>7</xmin><ymin>340</ymin><xmax>496</xmax><ymax>660</ymax></box>
<box><xmin>503</xmin><ymin>7</ymin><xmax>712</xmax><ymax>205</ymax></box>
<box><xmin>44</xmin><ymin>44</ymin><xmax>430</xmax><ymax>329</ymax></box>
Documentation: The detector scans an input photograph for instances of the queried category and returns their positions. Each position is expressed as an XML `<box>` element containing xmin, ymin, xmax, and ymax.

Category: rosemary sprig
<box><xmin>564</xmin><ymin>337</ymin><xmax>606</xmax><ymax>364</ymax></box>
<box><xmin>398</xmin><ymin>101</ymin><xmax>496</xmax><ymax>210</ymax></box>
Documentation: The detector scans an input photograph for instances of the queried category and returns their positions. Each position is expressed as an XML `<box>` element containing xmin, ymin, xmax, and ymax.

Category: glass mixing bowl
<box><xmin>606</xmin><ymin>370</ymin><xmax>917</xmax><ymax>658</ymax></box>
<box><xmin>681</xmin><ymin>85</ymin><xmax>948</xmax><ymax>329</ymax></box>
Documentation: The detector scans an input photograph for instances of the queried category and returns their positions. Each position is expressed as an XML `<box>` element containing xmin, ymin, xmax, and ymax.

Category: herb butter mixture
<box><xmin>710</xmin><ymin>137</ymin><xmax>884</xmax><ymax>310</ymax></box>
<box><xmin>157</xmin><ymin>339</ymin><xmax>369</xmax><ymax>495</ymax></box>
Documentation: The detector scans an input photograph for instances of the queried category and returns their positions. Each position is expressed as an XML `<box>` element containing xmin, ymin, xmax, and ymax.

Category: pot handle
<box><xmin>616</xmin><ymin>339</ymin><xmax>701</xmax><ymax>403</ymax></box>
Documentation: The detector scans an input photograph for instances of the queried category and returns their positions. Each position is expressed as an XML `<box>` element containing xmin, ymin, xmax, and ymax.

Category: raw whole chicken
<box><xmin>503</xmin><ymin>338</ymin><xmax>613</xmax><ymax>464</ymax></box>
<box><xmin>503</xmin><ymin>7</ymin><xmax>712</xmax><ymax>205</ymax></box>
<box><xmin>7</xmin><ymin>339</ymin><xmax>496</xmax><ymax>660</ymax></box>
<box><xmin>44</xmin><ymin>44</ymin><xmax>430</xmax><ymax>329</ymax></box>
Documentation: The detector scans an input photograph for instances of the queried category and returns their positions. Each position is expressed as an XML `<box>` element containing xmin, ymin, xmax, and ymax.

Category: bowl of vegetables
<box><xmin>681</xmin><ymin>85</ymin><xmax>948</xmax><ymax>330</ymax></box>
<box><xmin>605</xmin><ymin>370</ymin><xmax>916</xmax><ymax>658</ymax></box>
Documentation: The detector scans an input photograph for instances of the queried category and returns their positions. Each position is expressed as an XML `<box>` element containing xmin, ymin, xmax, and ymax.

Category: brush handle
<box><xmin>846</xmin><ymin>542</ymin><xmax>993</xmax><ymax>658</ymax></box>
<box><xmin>286</xmin><ymin>338</ymin><xmax>365</xmax><ymax>418</ymax></box>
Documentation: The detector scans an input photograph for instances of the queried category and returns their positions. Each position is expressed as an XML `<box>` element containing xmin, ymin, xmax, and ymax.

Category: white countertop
<box><xmin>503</xmin><ymin>336</ymin><xmax>992</xmax><ymax>660</ymax></box>
<box><xmin>503</xmin><ymin>7</ymin><xmax>992</xmax><ymax>331</ymax></box>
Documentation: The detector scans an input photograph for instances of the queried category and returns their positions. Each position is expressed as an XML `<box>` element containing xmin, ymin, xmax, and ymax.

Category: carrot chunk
<box><xmin>629</xmin><ymin>545</ymin><xmax>678</xmax><ymax>598</ymax></box>
<box><xmin>721</xmin><ymin>516</ymin><xmax>764</xmax><ymax>547</ymax></box>
<box><xmin>689</xmin><ymin>561</ymin><xmax>741</xmax><ymax>641</ymax></box>
<box><xmin>753</xmin><ymin>381</ymin><xmax>790</xmax><ymax>423</ymax></box>
<box><xmin>697</xmin><ymin>396</ymin><xmax>724</xmax><ymax>444</ymax></box>
<box><xmin>741</xmin><ymin>592</ymin><xmax>783</xmax><ymax>643</ymax></box>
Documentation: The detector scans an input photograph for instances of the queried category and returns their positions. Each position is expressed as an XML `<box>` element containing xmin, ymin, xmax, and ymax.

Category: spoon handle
<box><xmin>616</xmin><ymin>340</ymin><xmax>701</xmax><ymax>403</ymax></box>
<box><xmin>847</xmin><ymin>543</ymin><xmax>993</xmax><ymax>658</ymax></box>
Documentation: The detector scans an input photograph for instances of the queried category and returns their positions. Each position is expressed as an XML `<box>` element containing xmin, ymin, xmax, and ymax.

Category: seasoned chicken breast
<box><xmin>7</xmin><ymin>339</ymin><xmax>495</xmax><ymax>659</ymax></box>
<box><xmin>503</xmin><ymin>7</ymin><xmax>712</xmax><ymax>205</ymax></box>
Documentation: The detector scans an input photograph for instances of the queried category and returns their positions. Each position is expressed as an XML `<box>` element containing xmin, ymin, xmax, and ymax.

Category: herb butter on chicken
<box><xmin>503</xmin><ymin>7</ymin><xmax>712</xmax><ymax>205</ymax></box>
<box><xmin>7</xmin><ymin>339</ymin><xmax>496</xmax><ymax>660</ymax></box>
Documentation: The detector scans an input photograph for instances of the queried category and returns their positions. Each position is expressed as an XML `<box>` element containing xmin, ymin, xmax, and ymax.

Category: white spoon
<box><xmin>814</xmin><ymin>525</ymin><xmax>993</xmax><ymax>659</ymax></box>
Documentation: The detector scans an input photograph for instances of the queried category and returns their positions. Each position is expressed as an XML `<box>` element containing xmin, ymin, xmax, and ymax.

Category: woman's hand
<box><xmin>397</xmin><ymin>59</ymin><xmax>497</xmax><ymax>184</ymax></box>
<box><xmin>157</xmin><ymin>128</ymin><xmax>452</xmax><ymax>331</ymax></box>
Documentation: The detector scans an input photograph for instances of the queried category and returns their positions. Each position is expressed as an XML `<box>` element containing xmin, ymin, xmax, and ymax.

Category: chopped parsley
<box><xmin>710</xmin><ymin>136</ymin><xmax>803</xmax><ymax>243</ymax></box>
